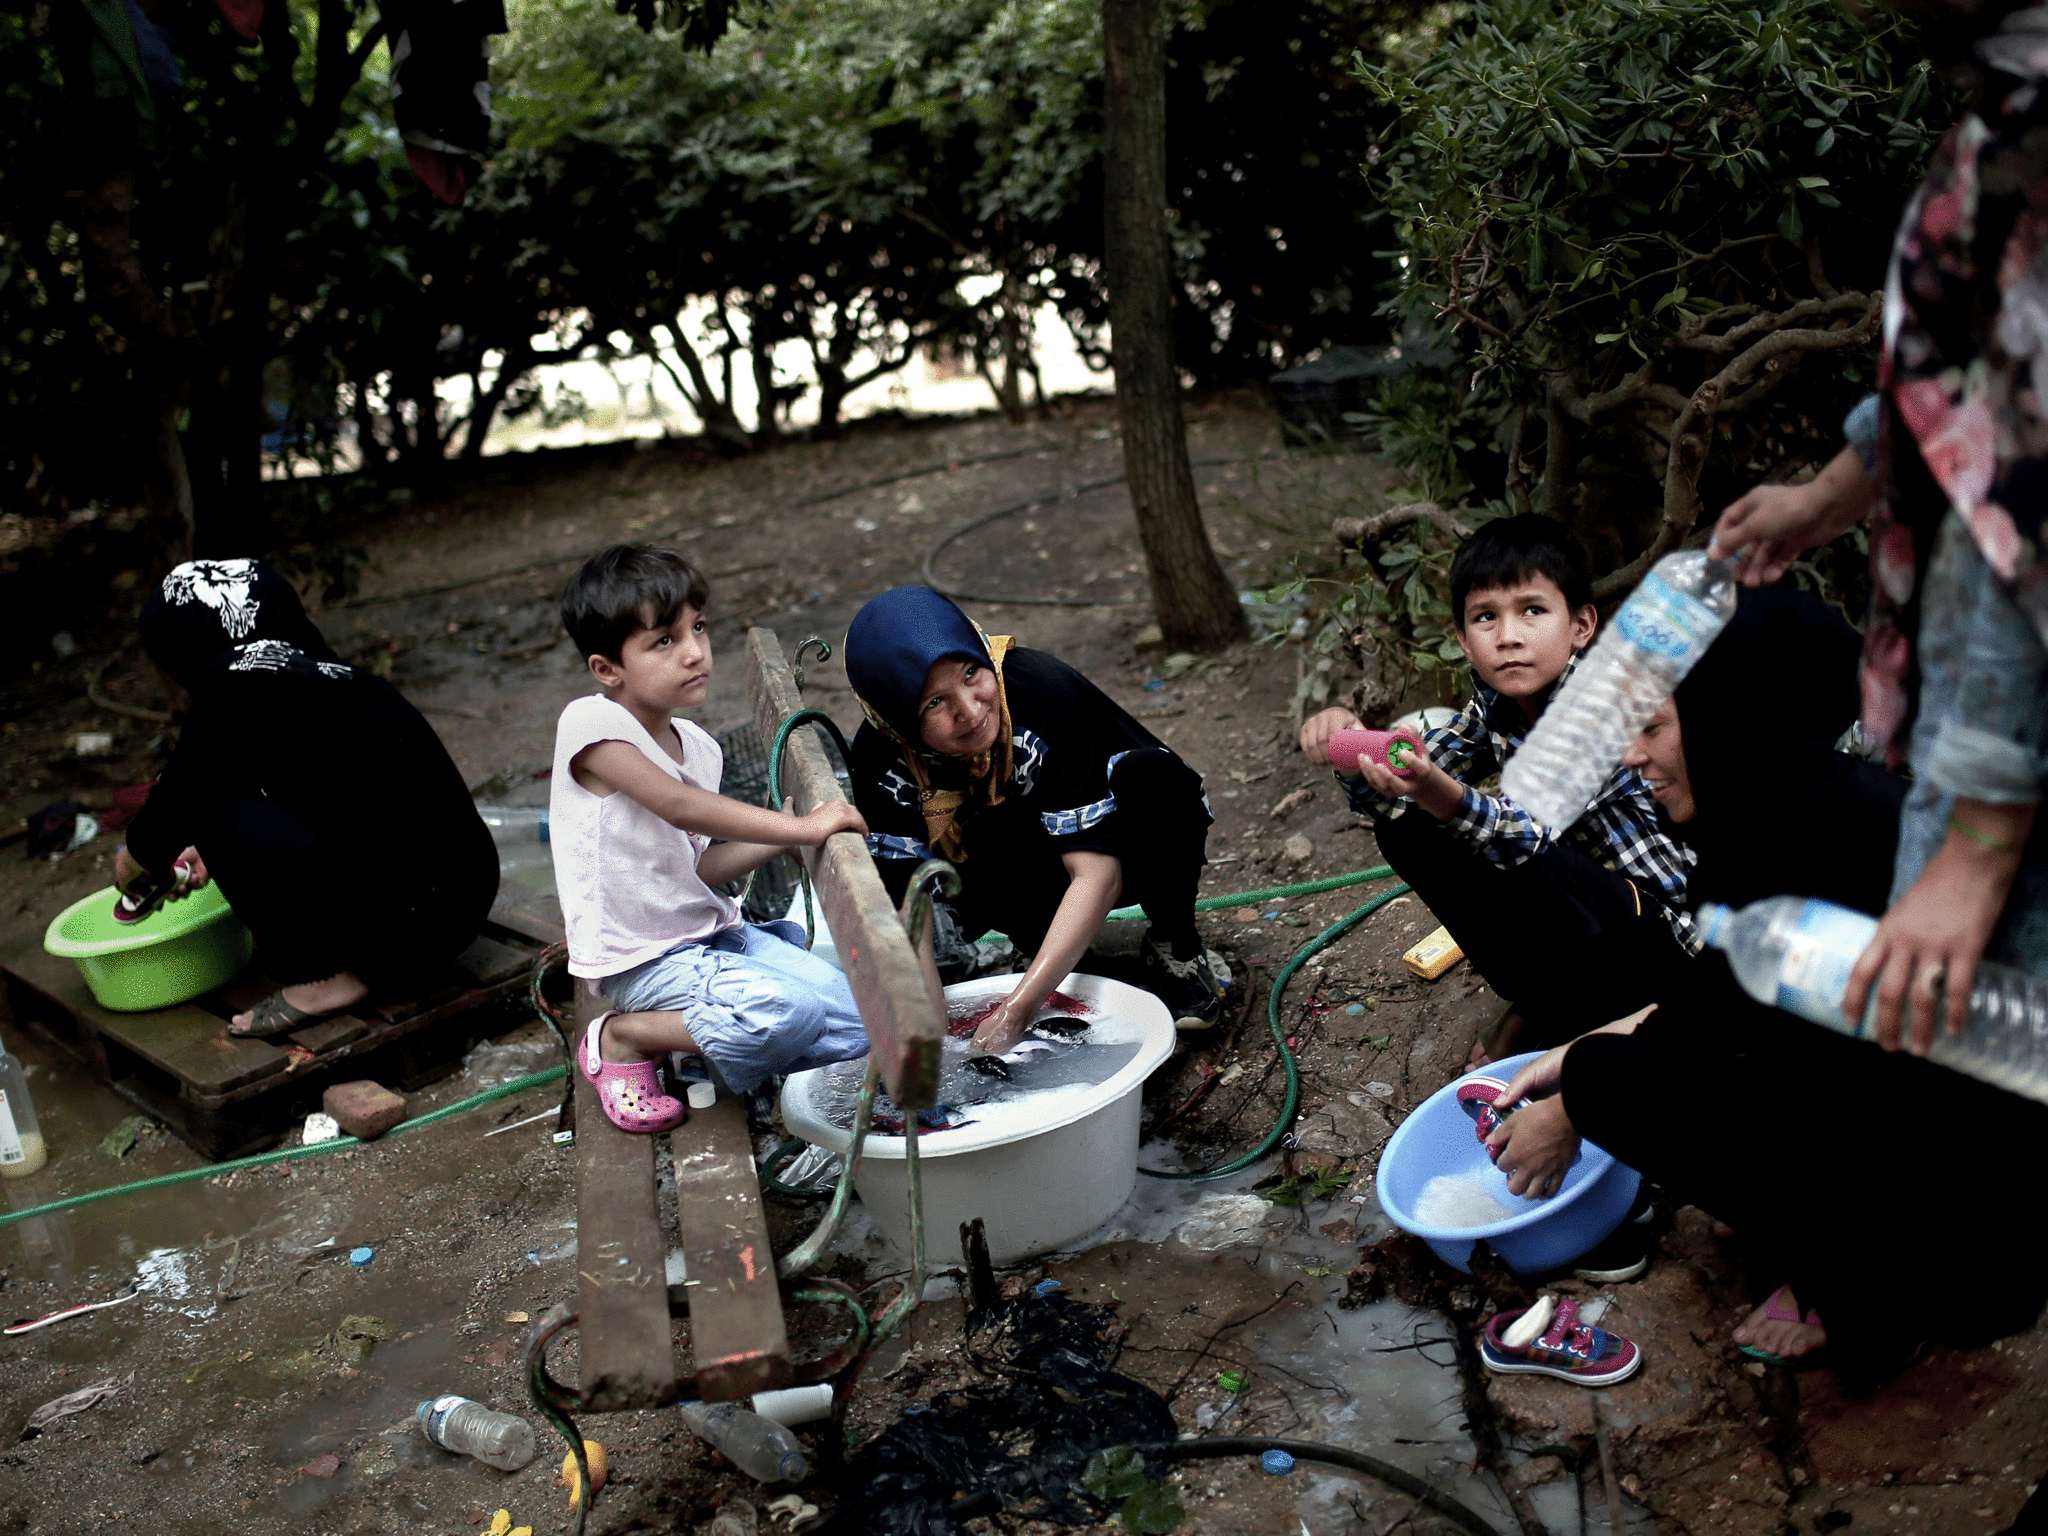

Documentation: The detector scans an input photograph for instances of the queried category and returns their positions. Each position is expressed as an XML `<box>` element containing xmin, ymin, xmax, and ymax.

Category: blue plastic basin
<box><xmin>1375</xmin><ymin>1051</ymin><xmax>1640</xmax><ymax>1275</ymax></box>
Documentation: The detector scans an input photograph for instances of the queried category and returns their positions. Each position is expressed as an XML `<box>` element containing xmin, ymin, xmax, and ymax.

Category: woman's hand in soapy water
<box><xmin>1483</xmin><ymin>1006</ymin><xmax>1655</xmax><ymax>1198</ymax></box>
<box><xmin>968</xmin><ymin>992</ymin><xmax>1036</xmax><ymax>1057</ymax></box>
<box><xmin>1486</xmin><ymin>1043</ymin><xmax>1577</xmax><ymax>1198</ymax></box>
<box><xmin>1485</xmin><ymin>1098</ymin><xmax>1578</xmax><ymax>1199</ymax></box>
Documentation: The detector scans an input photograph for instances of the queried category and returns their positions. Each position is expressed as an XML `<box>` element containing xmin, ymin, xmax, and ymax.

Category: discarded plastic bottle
<box><xmin>475</xmin><ymin>805</ymin><xmax>550</xmax><ymax>845</ymax></box>
<box><xmin>1700</xmin><ymin>896</ymin><xmax>2048</xmax><ymax>1105</ymax></box>
<box><xmin>0</xmin><ymin>1041</ymin><xmax>48</xmax><ymax>1178</ymax></box>
<box><xmin>416</xmin><ymin>1396</ymin><xmax>538</xmax><ymax>1471</ymax></box>
<box><xmin>476</xmin><ymin>806</ymin><xmax>551</xmax><ymax>881</ymax></box>
<box><xmin>679</xmin><ymin>1400</ymin><xmax>810</xmax><ymax>1483</ymax></box>
<box><xmin>1325</xmin><ymin>727</ymin><xmax>1424</xmax><ymax>777</ymax></box>
<box><xmin>1500</xmin><ymin>550</ymin><xmax>1736</xmax><ymax>831</ymax></box>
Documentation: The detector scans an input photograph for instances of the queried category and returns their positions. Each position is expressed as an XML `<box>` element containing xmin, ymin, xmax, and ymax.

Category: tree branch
<box><xmin>1331</xmin><ymin>501</ymin><xmax>1475</xmax><ymax>551</ymax></box>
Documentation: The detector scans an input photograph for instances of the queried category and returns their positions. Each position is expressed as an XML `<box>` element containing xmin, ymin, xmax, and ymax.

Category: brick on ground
<box><xmin>323</xmin><ymin>1079</ymin><xmax>408</xmax><ymax>1140</ymax></box>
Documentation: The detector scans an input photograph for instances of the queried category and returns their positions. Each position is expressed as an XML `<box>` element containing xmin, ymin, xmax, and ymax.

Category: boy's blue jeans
<box><xmin>600</xmin><ymin>919</ymin><xmax>868</xmax><ymax>1094</ymax></box>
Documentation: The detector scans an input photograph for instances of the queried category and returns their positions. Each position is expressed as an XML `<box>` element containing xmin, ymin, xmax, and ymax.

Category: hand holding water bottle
<box><xmin>1709</xmin><ymin>444</ymin><xmax>1878</xmax><ymax>589</ymax></box>
<box><xmin>1843</xmin><ymin>800</ymin><xmax>2032</xmax><ymax>1054</ymax></box>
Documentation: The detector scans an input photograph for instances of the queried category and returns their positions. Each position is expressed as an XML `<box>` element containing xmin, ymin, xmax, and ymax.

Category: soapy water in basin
<box><xmin>810</xmin><ymin>993</ymin><xmax>1143</xmax><ymax>1139</ymax></box>
<box><xmin>1413</xmin><ymin>1174</ymin><xmax>1515</xmax><ymax>1230</ymax></box>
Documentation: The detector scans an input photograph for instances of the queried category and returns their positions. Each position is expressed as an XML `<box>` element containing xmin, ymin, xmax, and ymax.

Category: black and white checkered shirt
<box><xmin>1342</xmin><ymin>653</ymin><xmax>1701</xmax><ymax>952</ymax></box>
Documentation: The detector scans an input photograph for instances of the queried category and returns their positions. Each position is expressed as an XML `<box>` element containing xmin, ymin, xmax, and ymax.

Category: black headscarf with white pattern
<box><xmin>140</xmin><ymin>559</ymin><xmax>359</xmax><ymax>693</ymax></box>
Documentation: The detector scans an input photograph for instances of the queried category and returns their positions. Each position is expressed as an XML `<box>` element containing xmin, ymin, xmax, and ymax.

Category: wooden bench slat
<box><xmin>671</xmin><ymin>1095</ymin><xmax>793</xmax><ymax>1400</ymax></box>
<box><xmin>572</xmin><ymin>995</ymin><xmax>685</xmax><ymax>1410</ymax></box>
<box><xmin>745</xmin><ymin>626</ymin><xmax>945</xmax><ymax>1109</ymax></box>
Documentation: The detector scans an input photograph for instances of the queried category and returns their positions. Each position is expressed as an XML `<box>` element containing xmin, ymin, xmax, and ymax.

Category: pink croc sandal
<box><xmin>580</xmin><ymin>1014</ymin><xmax>687</xmax><ymax>1134</ymax></box>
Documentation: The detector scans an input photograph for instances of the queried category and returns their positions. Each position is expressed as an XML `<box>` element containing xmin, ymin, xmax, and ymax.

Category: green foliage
<box><xmin>1256</xmin><ymin>1164</ymin><xmax>1355</xmax><ymax>1207</ymax></box>
<box><xmin>1357</xmin><ymin>0</ymin><xmax>1954</xmax><ymax>588</ymax></box>
<box><xmin>1082</xmin><ymin>1446</ymin><xmax>1187</xmax><ymax>1534</ymax></box>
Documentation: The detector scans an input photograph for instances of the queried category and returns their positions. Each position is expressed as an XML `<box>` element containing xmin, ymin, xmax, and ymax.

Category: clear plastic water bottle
<box><xmin>416</xmin><ymin>1395</ymin><xmax>538</xmax><ymax>1471</ymax></box>
<box><xmin>0</xmin><ymin>1041</ymin><xmax>48</xmax><ymax>1179</ymax></box>
<box><xmin>1699</xmin><ymin>896</ymin><xmax>2048</xmax><ymax>1103</ymax></box>
<box><xmin>1500</xmin><ymin>550</ymin><xmax>1736</xmax><ymax>830</ymax></box>
<box><xmin>679</xmin><ymin>1400</ymin><xmax>810</xmax><ymax>1483</ymax></box>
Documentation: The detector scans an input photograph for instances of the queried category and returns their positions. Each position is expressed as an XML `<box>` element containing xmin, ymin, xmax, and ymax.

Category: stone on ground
<box><xmin>323</xmin><ymin>1079</ymin><xmax>408</xmax><ymax>1140</ymax></box>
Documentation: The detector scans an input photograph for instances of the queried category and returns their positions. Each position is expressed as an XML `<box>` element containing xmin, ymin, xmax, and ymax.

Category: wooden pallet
<box><xmin>0</xmin><ymin>882</ymin><xmax>568</xmax><ymax>1161</ymax></box>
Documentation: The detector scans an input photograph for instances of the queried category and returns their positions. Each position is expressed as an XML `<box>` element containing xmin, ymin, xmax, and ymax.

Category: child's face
<box><xmin>1623</xmin><ymin>697</ymin><xmax>1695</xmax><ymax>821</ymax></box>
<box><xmin>916</xmin><ymin>656</ymin><xmax>1001</xmax><ymax>757</ymax></box>
<box><xmin>592</xmin><ymin>603</ymin><xmax>712</xmax><ymax>714</ymax></box>
<box><xmin>1454</xmin><ymin>574</ymin><xmax>1595</xmax><ymax>705</ymax></box>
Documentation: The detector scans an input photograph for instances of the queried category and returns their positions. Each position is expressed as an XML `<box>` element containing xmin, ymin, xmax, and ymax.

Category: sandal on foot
<box><xmin>229</xmin><ymin>991</ymin><xmax>343</xmax><ymax>1039</ymax></box>
<box><xmin>1735</xmin><ymin>1284</ymin><xmax>1824</xmax><ymax>1366</ymax></box>
<box><xmin>580</xmin><ymin>1015</ymin><xmax>687</xmax><ymax>1134</ymax></box>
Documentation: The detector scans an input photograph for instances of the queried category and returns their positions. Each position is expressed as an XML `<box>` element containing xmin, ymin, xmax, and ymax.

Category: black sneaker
<box><xmin>1139</xmin><ymin>934</ymin><xmax>1227</xmax><ymax>1031</ymax></box>
<box><xmin>1568</xmin><ymin>1193</ymin><xmax>1660</xmax><ymax>1283</ymax></box>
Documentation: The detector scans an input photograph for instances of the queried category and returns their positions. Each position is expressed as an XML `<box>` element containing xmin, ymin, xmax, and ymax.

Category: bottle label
<box><xmin>0</xmin><ymin>1090</ymin><xmax>20</xmax><ymax>1165</ymax></box>
<box><xmin>1774</xmin><ymin>900</ymin><xmax>1881</xmax><ymax>1030</ymax></box>
<box><xmin>419</xmin><ymin>1395</ymin><xmax>468</xmax><ymax>1448</ymax></box>
<box><xmin>1613</xmin><ymin>572</ymin><xmax>1721</xmax><ymax>663</ymax></box>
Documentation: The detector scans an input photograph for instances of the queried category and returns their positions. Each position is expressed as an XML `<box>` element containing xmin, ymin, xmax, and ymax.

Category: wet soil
<box><xmin>2</xmin><ymin>396</ymin><xmax>2044</xmax><ymax>1536</ymax></box>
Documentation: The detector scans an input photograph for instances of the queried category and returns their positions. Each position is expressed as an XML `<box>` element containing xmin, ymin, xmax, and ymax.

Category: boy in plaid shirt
<box><xmin>1301</xmin><ymin>515</ymin><xmax>1697</xmax><ymax>1065</ymax></box>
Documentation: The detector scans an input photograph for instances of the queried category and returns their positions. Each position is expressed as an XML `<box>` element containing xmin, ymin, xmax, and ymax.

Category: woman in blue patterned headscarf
<box><xmin>843</xmin><ymin>587</ymin><xmax>1220</xmax><ymax>1055</ymax></box>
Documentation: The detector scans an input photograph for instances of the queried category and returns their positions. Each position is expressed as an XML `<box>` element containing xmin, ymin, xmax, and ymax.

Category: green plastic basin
<box><xmin>44</xmin><ymin>882</ymin><xmax>254</xmax><ymax>1012</ymax></box>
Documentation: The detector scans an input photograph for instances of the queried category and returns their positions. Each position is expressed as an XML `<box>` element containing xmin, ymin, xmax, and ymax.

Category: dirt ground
<box><xmin>1</xmin><ymin>394</ymin><xmax>2043</xmax><ymax>1536</ymax></box>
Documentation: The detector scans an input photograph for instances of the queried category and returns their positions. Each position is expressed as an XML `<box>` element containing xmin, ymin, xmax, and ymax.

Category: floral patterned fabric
<box><xmin>1871</xmin><ymin>9</ymin><xmax>2048</xmax><ymax>763</ymax></box>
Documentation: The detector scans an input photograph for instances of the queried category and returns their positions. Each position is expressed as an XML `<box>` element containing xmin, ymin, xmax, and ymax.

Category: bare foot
<box><xmin>1468</xmin><ymin>1008</ymin><xmax>1527</xmax><ymax>1070</ymax></box>
<box><xmin>1732</xmin><ymin>1284</ymin><xmax>1826</xmax><ymax>1360</ymax></box>
<box><xmin>230</xmin><ymin>970</ymin><xmax>368</xmax><ymax>1033</ymax></box>
<box><xmin>599</xmin><ymin>1009</ymin><xmax>697</xmax><ymax>1063</ymax></box>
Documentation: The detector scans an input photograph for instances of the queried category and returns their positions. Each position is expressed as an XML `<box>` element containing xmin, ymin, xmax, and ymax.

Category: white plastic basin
<box><xmin>780</xmin><ymin>972</ymin><xmax>1175</xmax><ymax>1265</ymax></box>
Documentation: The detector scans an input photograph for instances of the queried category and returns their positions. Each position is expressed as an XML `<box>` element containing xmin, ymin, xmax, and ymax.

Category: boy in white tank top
<box><xmin>552</xmin><ymin>545</ymin><xmax>869</xmax><ymax>1134</ymax></box>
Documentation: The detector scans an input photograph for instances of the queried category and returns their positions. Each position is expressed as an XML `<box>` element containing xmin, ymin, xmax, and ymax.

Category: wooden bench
<box><xmin>527</xmin><ymin>626</ymin><xmax>947</xmax><ymax>1527</ymax></box>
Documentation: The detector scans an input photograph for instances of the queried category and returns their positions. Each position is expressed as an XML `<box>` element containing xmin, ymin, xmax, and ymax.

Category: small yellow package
<box><xmin>1403</xmin><ymin>925</ymin><xmax>1464</xmax><ymax>980</ymax></box>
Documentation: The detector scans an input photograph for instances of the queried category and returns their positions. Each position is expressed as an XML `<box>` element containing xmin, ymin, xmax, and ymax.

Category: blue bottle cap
<box><xmin>1261</xmin><ymin>1449</ymin><xmax>1295</xmax><ymax>1475</ymax></box>
<box><xmin>349</xmin><ymin>1246</ymin><xmax>374</xmax><ymax>1268</ymax></box>
<box><xmin>1034</xmin><ymin>1279</ymin><xmax>1063</xmax><ymax>1297</ymax></box>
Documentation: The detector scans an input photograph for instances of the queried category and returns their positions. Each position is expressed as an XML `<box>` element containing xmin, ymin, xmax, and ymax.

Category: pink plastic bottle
<box><xmin>1326</xmin><ymin>728</ymin><xmax>1424</xmax><ymax>777</ymax></box>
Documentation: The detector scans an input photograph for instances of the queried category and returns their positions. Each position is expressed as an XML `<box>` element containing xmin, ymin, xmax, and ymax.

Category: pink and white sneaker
<box><xmin>1480</xmin><ymin>1295</ymin><xmax>1641</xmax><ymax>1387</ymax></box>
<box><xmin>580</xmin><ymin>1014</ymin><xmax>687</xmax><ymax>1134</ymax></box>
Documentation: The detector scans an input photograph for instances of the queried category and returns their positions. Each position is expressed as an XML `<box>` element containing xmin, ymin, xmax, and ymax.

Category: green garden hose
<box><xmin>766</xmin><ymin>705</ymin><xmax>856</xmax><ymax>950</ymax></box>
<box><xmin>0</xmin><ymin>1066</ymin><xmax>567</xmax><ymax>1231</ymax></box>
<box><xmin>1138</xmin><ymin>879</ymin><xmax>1410</xmax><ymax>1182</ymax></box>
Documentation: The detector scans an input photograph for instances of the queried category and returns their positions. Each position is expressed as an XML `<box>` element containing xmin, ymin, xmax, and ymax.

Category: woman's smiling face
<box><xmin>917</xmin><ymin>656</ymin><xmax>1001</xmax><ymax>756</ymax></box>
<box><xmin>1623</xmin><ymin>697</ymin><xmax>1695</xmax><ymax>822</ymax></box>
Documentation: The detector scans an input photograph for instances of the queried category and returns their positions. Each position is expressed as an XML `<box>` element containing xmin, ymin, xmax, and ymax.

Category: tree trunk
<box><xmin>1101</xmin><ymin>0</ymin><xmax>1246</xmax><ymax>650</ymax></box>
<box><xmin>462</xmin><ymin>337</ymin><xmax>540</xmax><ymax>458</ymax></box>
<box><xmin>77</xmin><ymin>164</ymin><xmax>195</xmax><ymax>570</ymax></box>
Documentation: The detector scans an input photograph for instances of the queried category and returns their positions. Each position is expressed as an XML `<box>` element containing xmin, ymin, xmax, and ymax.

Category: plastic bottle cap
<box><xmin>687</xmin><ymin>1081</ymin><xmax>717</xmax><ymax>1109</ymax></box>
<box><xmin>1262</xmin><ymin>1449</ymin><xmax>1295</xmax><ymax>1475</ymax></box>
<box><xmin>1033</xmin><ymin>1279</ymin><xmax>1063</xmax><ymax>1297</ymax></box>
<box><xmin>349</xmin><ymin>1246</ymin><xmax>374</xmax><ymax>1268</ymax></box>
